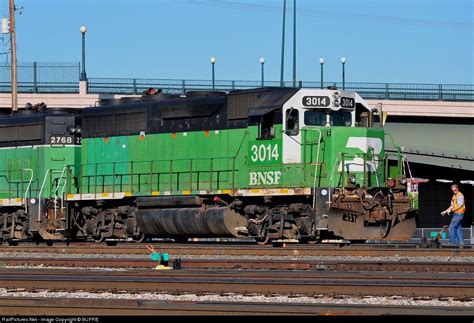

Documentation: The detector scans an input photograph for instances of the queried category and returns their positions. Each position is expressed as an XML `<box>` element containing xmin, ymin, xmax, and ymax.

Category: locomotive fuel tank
<box><xmin>136</xmin><ymin>196</ymin><xmax>247</xmax><ymax>238</ymax></box>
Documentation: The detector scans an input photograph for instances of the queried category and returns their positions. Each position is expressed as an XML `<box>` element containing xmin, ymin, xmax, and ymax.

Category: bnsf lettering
<box><xmin>249</xmin><ymin>171</ymin><xmax>282</xmax><ymax>186</ymax></box>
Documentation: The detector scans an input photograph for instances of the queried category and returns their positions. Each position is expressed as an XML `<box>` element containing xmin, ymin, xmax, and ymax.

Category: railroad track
<box><xmin>1</xmin><ymin>297</ymin><xmax>471</xmax><ymax>316</ymax></box>
<box><xmin>1</xmin><ymin>242</ymin><xmax>472</xmax><ymax>315</ymax></box>
<box><xmin>1</xmin><ymin>242</ymin><xmax>472</xmax><ymax>257</ymax></box>
<box><xmin>0</xmin><ymin>257</ymin><xmax>473</xmax><ymax>273</ymax></box>
<box><xmin>0</xmin><ymin>268</ymin><xmax>472</xmax><ymax>298</ymax></box>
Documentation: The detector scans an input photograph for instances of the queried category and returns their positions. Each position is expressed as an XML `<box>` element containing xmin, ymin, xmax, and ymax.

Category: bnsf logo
<box><xmin>338</xmin><ymin>137</ymin><xmax>383</xmax><ymax>172</ymax></box>
<box><xmin>249</xmin><ymin>171</ymin><xmax>282</xmax><ymax>185</ymax></box>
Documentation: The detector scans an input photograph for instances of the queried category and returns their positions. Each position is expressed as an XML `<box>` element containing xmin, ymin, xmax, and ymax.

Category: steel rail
<box><xmin>0</xmin><ymin>269</ymin><xmax>472</xmax><ymax>297</ymax></box>
<box><xmin>1</xmin><ymin>297</ymin><xmax>472</xmax><ymax>316</ymax></box>
<box><xmin>0</xmin><ymin>297</ymin><xmax>472</xmax><ymax>316</ymax></box>
<box><xmin>0</xmin><ymin>257</ymin><xmax>473</xmax><ymax>273</ymax></box>
<box><xmin>1</xmin><ymin>242</ymin><xmax>472</xmax><ymax>257</ymax></box>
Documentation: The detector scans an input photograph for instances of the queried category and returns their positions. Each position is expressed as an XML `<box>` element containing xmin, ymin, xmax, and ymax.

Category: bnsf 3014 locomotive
<box><xmin>0</xmin><ymin>87</ymin><xmax>417</xmax><ymax>244</ymax></box>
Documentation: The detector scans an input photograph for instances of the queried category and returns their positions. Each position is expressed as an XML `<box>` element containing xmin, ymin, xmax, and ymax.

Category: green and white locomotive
<box><xmin>0</xmin><ymin>87</ymin><xmax>417</xmax><ymax>244</ymax></box>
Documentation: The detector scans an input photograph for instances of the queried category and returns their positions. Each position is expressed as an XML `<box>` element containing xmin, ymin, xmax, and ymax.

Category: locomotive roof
<box><xmin>85</xmin><ymin>87</ymin><xmax>299</xmax><ymax>117</ymax></box>
<box><xmin>80</xmin><ymin>87</ymin><xmax>300</xmax><ymax>138</ymax></box>
<box><xmin>0</xmin><ymin>108</ymin><xmax>79</xmax><ymax>126</ymax></box>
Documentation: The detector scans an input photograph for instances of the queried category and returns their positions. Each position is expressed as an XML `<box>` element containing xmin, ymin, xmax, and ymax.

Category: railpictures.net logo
<box><xmin>1</xmin><ymin>318</ymin><xmax>99</xmax><ymax>323</ymax></box>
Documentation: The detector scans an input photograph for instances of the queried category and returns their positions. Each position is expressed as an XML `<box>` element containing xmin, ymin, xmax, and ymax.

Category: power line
<box><xmin>175</xmin><ymin>0</ymin><xmax>473</xmax><ymax>30</ymax></box>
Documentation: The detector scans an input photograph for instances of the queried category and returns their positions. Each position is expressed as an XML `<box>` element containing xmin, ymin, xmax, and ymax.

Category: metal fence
<box><xmin>0</xmin><ymin>62</ymin><xmax>472</xmax><ymax>101</ymax></box>
<box><xmin>0</xmin><ymin>62</ymin><xmax>80</xmax><ymax>93</ymax></box>
<box><xmin>88</xmin><ymin>78</ymin><xmax>474</xmax><ymax>101</ymax></box>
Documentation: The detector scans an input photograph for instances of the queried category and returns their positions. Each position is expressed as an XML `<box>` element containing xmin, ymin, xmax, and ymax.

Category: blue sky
<box><xmin>1</xmin><ymin>0</ymin><xmax>473</xmax><ymax>84</ymax></box>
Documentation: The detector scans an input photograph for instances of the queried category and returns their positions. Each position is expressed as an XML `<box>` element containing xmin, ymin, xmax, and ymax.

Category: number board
<box><xmin>302</xmin><ymin>96</ymin><xmax>330</xmax><ymax>107</ymax></box>
<box><xmin>49</xmin><ymin>135</ymin><xmax>81</xmax><ymax>145</ymax></box>
<box><xmin>340</xmin><ymin>97</ymin><xmax>355</xmax><ymax>109</ymax></box>
<box><xmin>248</xmin><ymin>141</ymin><xmax>281</xmax><ymax>166</ymax></box>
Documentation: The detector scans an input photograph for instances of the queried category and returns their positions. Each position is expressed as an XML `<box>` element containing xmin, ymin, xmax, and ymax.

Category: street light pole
<box><xmin>210</xmin><ymin>56</ymin><xmax>216</xmax><ymax>90</ymax></box>
<box><xmin>292</xmin><ymin>0</ymin><xmax>296</xmax><ymax>88</ymax></box>
<box><xmin>319</xmin><ymin>57</ymin><xmax>324</xmax><ymax>89</ymax></box>
<box><xmin>341</xmin><ymin>57</ymin><xmax>346</xmax><ymax>90</ymax></box>
<box><xmin>260</xmin><ymin>57</ymin><xmax>265</xmax><ymax>87</ymax></box>
<box><xmin>280</xmin><ymin>0</ymin><xmax>286</xmax><ymax>87</ymax></box>
<box><xmin>80</xmin><ymin>26</ymin><xmax>87</xmax><ymax>81</ymax></box>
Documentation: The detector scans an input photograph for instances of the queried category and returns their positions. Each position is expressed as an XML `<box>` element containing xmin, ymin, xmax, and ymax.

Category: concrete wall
<box><xmin>0</xmin><ymin>92</ymin><xmax>473</xmax><ymax>117</ymax></box>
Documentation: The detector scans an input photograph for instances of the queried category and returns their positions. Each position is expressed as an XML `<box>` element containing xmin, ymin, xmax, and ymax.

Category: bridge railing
<box><xmin>0</xmin><ymin>62</ymin><xmax>472</xmax><ymax>101</ymax></box>
<box><xmin>87</xmin><ymin>79</ymin><xmax>474</xmax><ymax>102</ymax></box>
<box><xmin>0</xmin><ymin>62</ymin><xmax>80</xmax><ymax>93</ymax></box>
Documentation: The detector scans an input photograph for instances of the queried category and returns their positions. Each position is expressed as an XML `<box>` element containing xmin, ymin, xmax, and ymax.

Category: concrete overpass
<box><xmin>379</xmin><ymin>100</ymin><xmax>473</xmax><ymax>173</ymax></box>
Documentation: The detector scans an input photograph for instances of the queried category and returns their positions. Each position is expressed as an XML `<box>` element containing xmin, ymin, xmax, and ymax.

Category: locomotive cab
<box><xmin>277</xmin><ymin>88</ymin><xmax>416</xmax><ymax>241</ymax></box>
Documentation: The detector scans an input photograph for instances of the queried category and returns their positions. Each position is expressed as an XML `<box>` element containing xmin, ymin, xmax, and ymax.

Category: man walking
<box><xmin>441</xmin><ymin>184</ymin><xmax>465</xmax><ymax>246</ymax></box>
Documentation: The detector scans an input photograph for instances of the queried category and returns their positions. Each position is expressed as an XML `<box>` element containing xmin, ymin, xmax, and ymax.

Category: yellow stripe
<box><xmin>151</xmin><ymin>191</ymin><xmax>160</xmax><ymax>196</ymax></box>
<box><xmin>182</xmin><ymin>190</ymin><xmax>191</xmax><ymax>195</ymax></box>
<box><xmin>101</xmin><ymin>193</ymin><xmax>109</xmax><ymax>198</ymax></box>
<box><xmin>67</xmin><ymin>194</ymin><xmax>74</xmax><ymax>199</ymax></box>
<box><xmin>222</xmin><ymin>189</ymin><xmax>232</xmax><ymax>194</ymax></box>
<box><xmin>249</xmin><ymin>189</ymin><xmax>260</xmax><ymax>193</ymax></box>
<box><xmin>278</xmin><ymin>189</ymin><xmax>289</xmax><ymax>194</ymax></box>
<box><xmin>124</xmin><ymin>192</ymin><xmax>132</xmax><ymax>197</ymax></box>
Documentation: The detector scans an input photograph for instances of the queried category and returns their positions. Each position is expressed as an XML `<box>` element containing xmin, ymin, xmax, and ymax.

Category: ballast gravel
<box><xmin>0</xmin><ymin>288</ymin><xmax>472</xmax><ymax>307</ymax></box>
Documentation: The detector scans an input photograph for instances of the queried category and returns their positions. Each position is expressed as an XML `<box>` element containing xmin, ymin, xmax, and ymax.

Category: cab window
<box><xmin>285</xmin><ymin>108</ymin><xmax>299</xmax><ymax>136</ymax></box>
<box><xmin>330</xmin><ymin>111</ymin><xmax>352</xmax><ymax>126</ymax></box>
<box><xmin>258</xmin><ymin>115</ymin><xmax>273</xmax><ymax>139</ymax></box>
<box><xmin>304</xmin><ymin>110</ymin><xmax>326</xmax><ymax>126</ymax></box>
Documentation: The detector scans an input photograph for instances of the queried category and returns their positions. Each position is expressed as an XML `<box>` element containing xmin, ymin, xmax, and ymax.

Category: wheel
<box><xmin>7</xmin><ymin>240</ymin><xmax>19</xmax><ymax>246</ymax></box>
<box><xmin>93</xmin><ymin>235</ymin><xmax>105</xmax><ymax>243</ymax></box>
<box><xmin>133</xmin><ymin>232</ymin><xmax>147</xmax><ymax>243</ymax></box>
<box><xmin>255</xmin><ymin>234</ymin><xmax>270</xmax><ymax>245</ymax></box>
<box><xmin>300</xmin><ymin>237</ymin><xmax>321</xmax><ymax>244</ymax></box>
<box><xmin>349</xmin><ymin>240</ymin><xmax>367</xmax><ymax>244</ymax></box>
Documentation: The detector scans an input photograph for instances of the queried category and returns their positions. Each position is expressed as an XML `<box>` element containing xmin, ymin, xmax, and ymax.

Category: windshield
<box><xmin>304</xmin><ymin>110</ymin><xmax>326</xmax><ymax>126</ymax></box>
<box><xmin>330</xmin><ymin>111</ymin><xmax>352</xmax><ymax>126</ymax></box>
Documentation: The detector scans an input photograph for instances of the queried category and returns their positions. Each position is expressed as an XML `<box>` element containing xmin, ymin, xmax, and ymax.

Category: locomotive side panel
<box><xmin>63</xmin><ymin>88</ymin><xmax>417</xmax><ymax>243</ymax></box>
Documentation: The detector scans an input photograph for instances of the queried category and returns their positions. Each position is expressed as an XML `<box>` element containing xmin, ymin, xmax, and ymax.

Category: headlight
<box><xmin>349</xmin><ymin>175</ymin><xmax>357</xmax><ymax>184</ymax></box>
<box><xmin>388</xmin><ymin>178</ymin><xmax>396</xmax><ymax>188</ymax></box>
<box><xmin>67</xmin><ymin>126</ymin><xmax>76</xmax><ymax>134</ymax></box>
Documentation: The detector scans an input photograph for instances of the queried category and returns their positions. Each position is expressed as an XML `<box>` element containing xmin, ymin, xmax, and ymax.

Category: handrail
<box><xmin>77</xmin><ymin>157</ymin><xmax>237</xmax><ymax>195</ymax></box>
<box><xmin>54</xmin><ymin>165</ymin><xmax>68</xmax><ymax>219</ymax></box>
<box><xmin>0</xmin><ymin>61</ymin><xmax>472</xmax><ymax>101</ymax></box>
<box><xmin>37</xmin><ymin>169</ymin><xmax>50</xmax><ymax>222</ymax></box>
<box><xmin>59</xmin><ymin>166</ymin><xmax>70</xmax><ymax>211</ymax></box>
<box><xmin>79</xmin><ymin>156</ymin><xmax>238</xmax><ymax>168</ymax></box>
<box><xmin>22</xmin><ymin>168</ymin><xmax>34</xmax><ymax>213</ymax></box>
<box><xmin>385</xmin><ymin>132</ymin><xmax>403</xmax><ymax>176</ymax></box>
<box><xmin>328</xmin><ymin>152</ymin><xmax>382</xmax><ymax>188</ymax></box>
<box><xmin>310</xmin><ymin>129</ymin><xmax>322</xmax><ymax>209</ymax></box>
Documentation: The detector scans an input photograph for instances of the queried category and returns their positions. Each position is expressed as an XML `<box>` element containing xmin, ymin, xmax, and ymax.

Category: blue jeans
<box><xmin>449</xmin><ymin>213</ymin><xmax>464</xmax><ymax>245</ymax></box>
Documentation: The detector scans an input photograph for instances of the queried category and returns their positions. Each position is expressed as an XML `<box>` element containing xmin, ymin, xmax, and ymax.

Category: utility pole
<box><xmin>9</xmin><ymin>0</ymin><xmax>18</xmax><ymax>112</ymax></box>
<box><xmin>279</xmin><ymin>0</ymin><xmax>286</xmax><ymax>87</ymax></box>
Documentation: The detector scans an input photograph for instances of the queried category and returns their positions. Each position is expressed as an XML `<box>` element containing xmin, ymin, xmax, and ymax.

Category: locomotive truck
<box><xmin>0</xmin><ymin>87</ymin><xmax>417</xmax><ymax>244</ymax></box>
